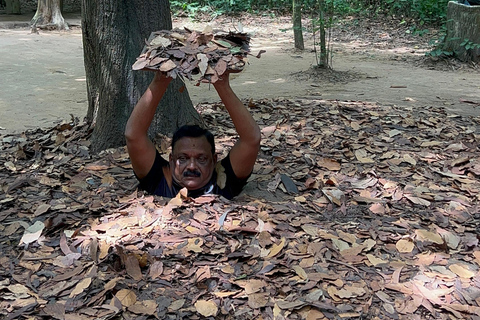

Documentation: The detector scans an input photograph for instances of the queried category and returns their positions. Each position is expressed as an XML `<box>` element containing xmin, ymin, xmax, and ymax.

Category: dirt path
<box><xmin>0</xmin><ymin>13</ymin><xmax>479</xmax><ymax>133</ymax></box>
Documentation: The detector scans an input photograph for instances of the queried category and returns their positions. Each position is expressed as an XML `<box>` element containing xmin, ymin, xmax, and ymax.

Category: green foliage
<box><xmin>425</xmin><ymin>47</ymin><xmax>454</xmax><ymax>58</ymax></box>
<box><xmin>406</xmin><ymin>26</ymin><xmax>430</xmax><ymax>37</ymax></box>
<box><xmin>170</xmin><ymin>0</ymin><xmax>299</xmax><ymax>15</ymax></box>
<box><xmin>169</xmin><ymin>0</ymin><xmax>449</xmax><ymax>27</ymax></box>
<box><xmin>311</xmin><ymin>7</ymin><xmax>336</xmax><ymax>30</ymax></box>
<box><xmin>323</xmin><ymin>0</ymin><xmax>357</xmax><ymax>16</ymax></box>
<box><xmin>370</xmin><ymin>0</ymin><xmax>449</xmax><ymax>25</ymax></box>
<box><xmin>170</xmin><ymin>1</ymin><xmax>220</xmax><ymax>18</ymax></box>
<box><xmin>425</xmin><ymin>25</ymin><xmax>452</xmax><ymax>58</ymax></box>
<box><xmin>461</xmin><ymin>38</ymin><xmax>480</xmax><ymax>51</ymax></box>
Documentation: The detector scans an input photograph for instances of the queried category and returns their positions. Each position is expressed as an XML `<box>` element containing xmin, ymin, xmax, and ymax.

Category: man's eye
<box><xmin>178</xmin><ymin>157</ymin><xmax>187</xmax><ymax>163</ymax></box>
<box><xmin>198</xmin><ymin>157</ymin><xmax>207</xmax><ymax>164</ymax></box>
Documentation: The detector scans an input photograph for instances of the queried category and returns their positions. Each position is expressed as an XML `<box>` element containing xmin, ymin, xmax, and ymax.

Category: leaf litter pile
<box><xmin>132</xmin><ymin>27</ymin><xmax>265</xmax><ymax>84</ymax></box>
<box><xmin>1</xmin><ymin>97</ymin><xmax>480</xmax><ymax>320</ymax></box>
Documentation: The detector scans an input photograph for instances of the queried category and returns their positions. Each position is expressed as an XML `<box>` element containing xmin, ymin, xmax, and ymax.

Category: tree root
<box><xmin>33</xmin><ymin>23</ymin><xmax>70</xmax><ymax>31</ymax></box>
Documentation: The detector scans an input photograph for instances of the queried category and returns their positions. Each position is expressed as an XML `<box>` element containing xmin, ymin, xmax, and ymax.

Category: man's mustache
<box><xmin>183</xmin><ymin>170</ymin><xmax>201</xmax><ymax>177</ymax></box>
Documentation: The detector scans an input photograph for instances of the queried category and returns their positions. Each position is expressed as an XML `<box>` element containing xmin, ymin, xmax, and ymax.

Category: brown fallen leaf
<box><xmin>415</xmin><ymin>229</ymin><xmax>443</xmax><ymax>244</ymax></box>
<box><xmin>238</xmin><ymin>279</ymin><xmax>268</xmax><ymax>295</ymax></box>
<box><xmin>448</xmin><ymin>263</ymin><xmax>476</xmax><ymax>278</ymax></box>
<box><xmin>128</xmin><ymin>300</ymin><xmax>158</xmax><ymax>315</ymax></box>
<box><xmin>69</xmin><ymin>277</ymin><xmax>91</xmax><ymax>298</ymax></box>
<box><xmin>98</xmin><ymin>240</ymin><xmax>110</xmax><ymax>260</ymax></box>
<box><xmin>125</xmin><ymin>254</ymin><xmax>143</xmax><ymax>281</ymax></box>
<box><xmin>317</xmin><ymin>157</ymin><xmax>341</xmax><ymax>171</ymax></box>
<box><xmin>267</xmin><ymin>237</ymin><xmax>286</xmax><ymax>258</ymax></box>
<box><xmin>412</xmin><ymin>281</ymin><xmax>444</xmax><ymax>305</ymax></box>
<box><xmin>322</xmin><ymin>187</ymin><xmax>345</xmax><ymax>206</ymax></box>
<box><xmin>369</xmin><ymin>202</ymin><xmax>385</xmax><ymax>214</ymax></box>
<box><xmin>43</xmin><ymin>302</ymin><xmax>65</xmax><ymax>320</ymax></box>
<box><xmin>149</xmin><ymin>260</ymin><xmax>164</xmax><ymax>280</ymax></box>
<box><xmin>34</xmin><ymin>203</ymin><xmax>50</xmax><ymax>216</ymax></box>
<box><xmin>355</xmin><ymin>149</ymin><xmax>375</xmax><ymax>163</ymax></box>
<box><xmin>275</xmin><ymin>299</ymin><xmax>305</xmax><ymax>310</ymax></box>
<box><xmin>405</xmin><ymin>195</ymin><xmax>431</xmax><ymax>206</ymax></box>
<box><xmin>115</xmin><ymin>289</ymin><xmax>137</xmax><ymax>307</ymax></box>
<box><xmin>194</xmin><ymin>299</ymin><xmax>218</xmax><ymax>317</ymax></box>
<box><xmin>366</xmin><ymin>254</ymin><xmax>388</xmax><ymax>266</ymax></box>
<box><xmin>473</xmin><ymin>251</ymin><xmax>480</xmax><ymax>266</ymax></box>
<box><xmin>168</xmin><ymin>299</ymin><xmax>185</xmax><ymax>312</ymax></box>
<box><xmin>396</xmin><ymin>238</ymin><xmax>414</xmax><ymax>253</ymax></box>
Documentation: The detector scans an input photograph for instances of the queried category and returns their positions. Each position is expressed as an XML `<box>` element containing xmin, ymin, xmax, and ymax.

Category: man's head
<box><xmin>169</xmin><ymin>125</ymin><xmax>217</xmax><ymax>190</ymax></box>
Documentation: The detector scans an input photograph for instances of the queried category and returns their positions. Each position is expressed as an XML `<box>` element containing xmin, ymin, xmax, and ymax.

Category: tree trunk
<box><xmin>317</xmin><ymin>0</ymin><xmax>328</xmax><ymax>68</ymax></box>
<box><xmin>31</xmin><ymin>0</ymin><xmax>68</xmax><ymax>30</ymax></box>
<box><xmin>443</xmin><ymin>1</ymin><xmax>480</xmax><ymax>63</ymax></box>
<box><xmin>293</xmin><ymin>0</ymin><xmax>304</xmax><ymax>50</ymax></box>
<box><xmin>81</xmin><ymin>0</ymin><xmax>202</xmax><ymax>153</ymax></box>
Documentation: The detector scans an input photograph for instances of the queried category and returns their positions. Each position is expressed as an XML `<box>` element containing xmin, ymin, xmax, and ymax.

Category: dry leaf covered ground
<box><xmin>1</xmin><ymin>12</ymin><xmax>480</xmax><ymax>320</ymax></box>
<box><xmin>1</xmin><ymin>95</ymin><xmax>480</xmax><ymax>319</ymax></box>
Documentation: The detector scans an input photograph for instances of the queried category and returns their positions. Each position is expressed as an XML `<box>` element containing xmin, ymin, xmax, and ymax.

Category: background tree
<box><xmin>313</xmin><ymin>0</ymin><xmax>329</xmax><ymax>68</ymax></box>
<box><xmin>31</xmin><ymin>0</ymin><xmax>68</xmax><ymax>30</ymax></box>
<box><xmin>81</xmin><ymin>0</ymin><xmax>202</xmax><ymax>153</ymax></box>
<box><xmin>442</xmin><ymin>1</ymin><xmax>480</xmax><ymax>63</ymax></box>
<box><xmin>293</xmin><ymin>0</ymin><xmax>304</xmax><ymax>50</ymax></box>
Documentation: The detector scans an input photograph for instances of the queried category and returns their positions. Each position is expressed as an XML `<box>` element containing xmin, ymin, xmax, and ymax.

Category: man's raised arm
<box><xmin>213</xmin><ymin>73</ymin><xmax>261</xmax><ymax>179</ymax></box>
<box><xmin>125</xmin><ymin>73</ymin><xmax>172</xmax><ymax>179</ymax></box>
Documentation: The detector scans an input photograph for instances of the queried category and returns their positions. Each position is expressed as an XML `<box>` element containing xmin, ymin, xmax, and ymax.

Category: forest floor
<box><xmin>1</xmin><ymin>11</ymin><xmax>480</xmax><ymax>320</ymax></box>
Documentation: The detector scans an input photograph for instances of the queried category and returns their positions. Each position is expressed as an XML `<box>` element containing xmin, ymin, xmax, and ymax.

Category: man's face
<box><xmin>170</xmin><ymin>136</ymin><xmax>217</xmax><ymax>190</ymax></box>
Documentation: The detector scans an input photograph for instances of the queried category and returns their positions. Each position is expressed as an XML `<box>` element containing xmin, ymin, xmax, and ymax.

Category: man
<box><xmin>125</xmin><ymin>72</ymin><xmax>261</xmax><ymax>199</ymax></box>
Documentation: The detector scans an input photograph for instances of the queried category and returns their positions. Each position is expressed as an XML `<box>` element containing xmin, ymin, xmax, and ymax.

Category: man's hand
<box><xmin>212</xmin><ymin>70</ymin><xmax>232</xmax><ymax>87</ymax></box>
<box><xmin>152</xmin><ymin>71</ymin><xmax>173</xmax><ymax>86</ymax></box>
